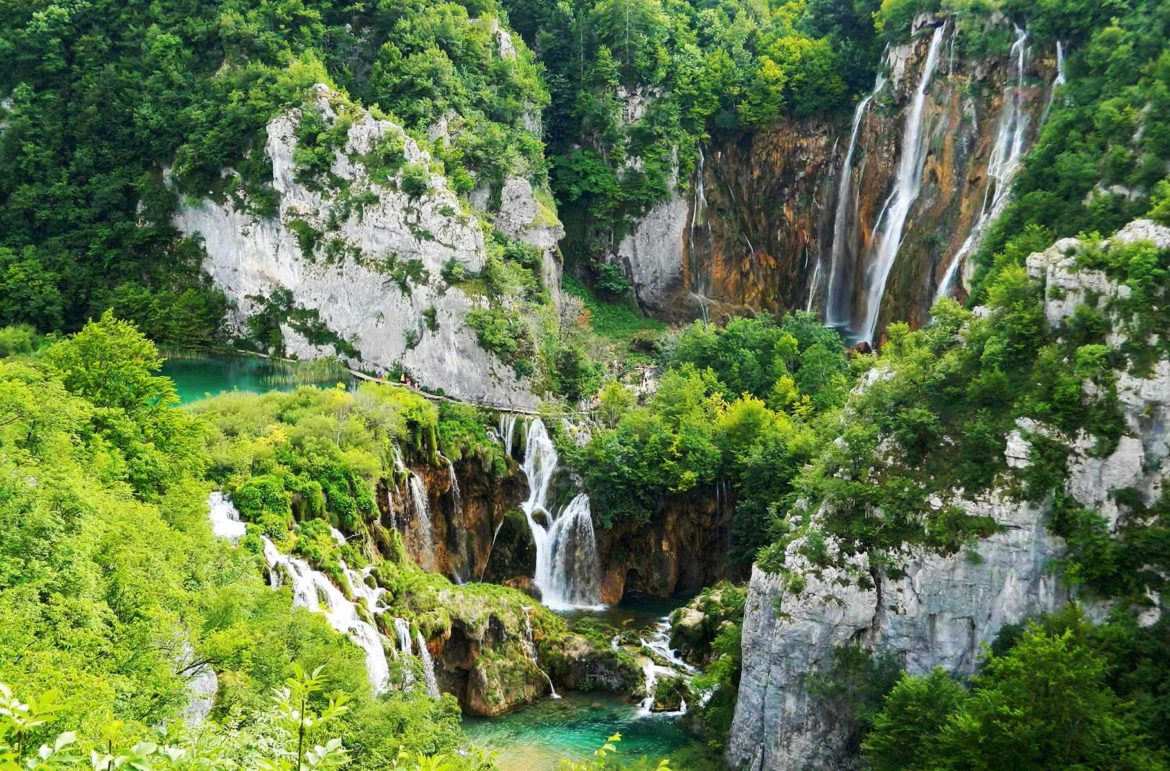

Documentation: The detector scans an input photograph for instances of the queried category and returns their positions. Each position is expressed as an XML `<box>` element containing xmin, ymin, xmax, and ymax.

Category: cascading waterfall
<box><xmin>936</xmin><ymin>25</ymin><xmax>1031</xmax><ymax>302</ymax></box>
<box><xmin>521</xmin><ymin>607</ymin><xmax>559</xmax><ymax>698</ymax></box>
<box><xmin>416</xmin><ymin>631</ymin><xmax>440</xmax><ymax>697</ymax></box>
<box><xmin>824</xmin><ymin>69</ymin><xmax>888</xmax><ymax>327</ymax></box>
<box><xmin>510</xmin><ymin>419</ymin><xmax>603</xmax><ymax>610</ymax></box>
<box><xmin>856</xmin><ymin>24</ymin><xmax>947</xmax><ymax>344</ymax></box>
<box><xmin>261</xmin><ymin>537</ymin><xmax>390</xmax><ymax>694</ymax></box>
<box><xmin>207</xmin><ymin>492</ymin><xmax>246</xmax><ymax>540</ymax></box>
<box><xmin>636</xmin><ymin>617</ymin><xmax>697</xmax><ymax>717</ymax></box>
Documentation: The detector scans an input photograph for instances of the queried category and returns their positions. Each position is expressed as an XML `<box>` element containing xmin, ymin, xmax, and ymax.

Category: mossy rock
<box><xmin>651</xmin><ymin>675</ymin><xmax>687</xmax><ymax>712</ymax></box>
<box><xmin>483</xmin><ymin>507</ymin><xmax>536</xmax><ymax>581</ymax></box>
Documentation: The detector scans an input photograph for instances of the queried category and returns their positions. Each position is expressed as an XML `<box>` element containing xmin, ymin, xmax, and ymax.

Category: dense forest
<box><xmin>4</xmin><ymin>0</ymin><xmax>1170</xmax><ymax>768</ymax></box>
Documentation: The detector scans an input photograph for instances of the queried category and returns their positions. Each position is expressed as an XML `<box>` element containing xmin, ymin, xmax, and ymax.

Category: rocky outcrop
<box><xmin>377</xmin><ymin>453</ymin><xmax>531</xmax><ymax>585</ymax></box>
<box><xmin>728</xmin><ymin>494</ymin><xmax>1066</xmax><ymax>770</ymax></box>
<box><xmin>595</xmin><ymin>485</ymin><xmax>735</xmax><ymax>603</ymax></box>
<box><xmin>727</xmin><ymin>221</ymin><xmax>1170</xmax><ymax>770</ymax></box>
<box><xmin>175</xmin><ymin>86</ymin><xmax>558</xmax><ymax>407</ymax></box>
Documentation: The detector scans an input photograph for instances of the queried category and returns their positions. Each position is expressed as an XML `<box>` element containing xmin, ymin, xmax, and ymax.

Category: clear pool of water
<box><xmin>463</xmin><ymin>692</ymin><xmax>693</xmax><ymax>770</ymax></box>
<box><xmin>464</xmin><ymin>595</ymin><xmax>705</xmax><ymax>770</ymax></box>
<box><xmin>161</xmin><ymin>354</ymin><xmax>352</xmax><ymax>403</ymax></box>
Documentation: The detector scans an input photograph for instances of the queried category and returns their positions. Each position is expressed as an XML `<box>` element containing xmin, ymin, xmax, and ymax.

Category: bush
<box><xmin>400</xmin><ymin>162</ymin><xmax>431</xmax><ymax>198</ymax></box>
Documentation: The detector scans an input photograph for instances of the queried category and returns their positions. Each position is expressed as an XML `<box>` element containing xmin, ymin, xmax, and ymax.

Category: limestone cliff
<box><xmin>726</xmin><ymin>221</ymin><xmax>1170</xmax><ymax>770</ymax></box>
<box><xmin>619</xmin><ymin>15</ymin><xmax>1058</xmax><ymax>339</ymax></box>
<box><xmin>175</xmin><ymin>85</ymin><xmax>560</xmax><ymax>408</ymax></box>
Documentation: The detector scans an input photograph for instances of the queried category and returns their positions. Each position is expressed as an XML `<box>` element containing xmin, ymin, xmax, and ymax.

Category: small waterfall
<box><xmin>688</xmin><ymin>144</ymin><xmax>712</xmax><ymax>305</ymax></box>
<box><xmin>393</xmin><ymin>618</ymin><xmax>416</xmax><ymax>687</ymax></box>
<box><xmin>498</xmin><ymin>414</ymin><xmax>519</xmax><ymax>458</ymax></box>
<box><xmin>521</xmin><ymin>607</ymin><xmax>559</xmax><ymax>698</ymax></box>
<box><xmin>262</xmin><ymin>537</ymin><xmax>390</xmax><ymax>694</ymax></box>
<box><xmin>408</xmin><ymin>473</ymin><xmax>436</xmax><ymax>569</ymax></box>
<box><xmin>207</xmin><ymin>492</ymin><xmax>246</xmax><ymax>540</ymax></box>
<box><xmin>416</xmin><ymin>631</ymin><xmax>440</xmax><ymax>697</ymax></box>
<box><xmin>824</xmin><ymin>70</ymin><xmax>887</xmax><ymax>327</ymax></box>
<box><xmin>637</xmin><ymin>617</ymin><xmax>694</xmax><ymax>716</ymax></box>
<box><xmin>857</xmin><ymin>24</ymin><xmax>947</xmax><ymax>344</ymax></box>
<box><xmin>1040</xmin><ymin>40</ymin><xmax>1067</xmax><ymax>124</ymax></box>
<box><xmin>516</xmin><ymin>420</ymin><xmax>602</xmax><ymax>610</ymax></box>
<box><xmin>936</xmin><ymin>25</ymin><xmax>1030</xmax><ymax>303</ymax></box>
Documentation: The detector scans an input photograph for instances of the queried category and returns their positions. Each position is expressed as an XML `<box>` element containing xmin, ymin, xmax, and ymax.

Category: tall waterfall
<box><xmin>824</xmin><ymin>70</ymin><xmax>888</xmax><ymax>327</ymax></box>
<box><xmin>442</xmin><ymin>455</ymin><xmax>470</xmax><ymax>583</ymax></box>
<box><xmin>261</xmin><ymin>537</ymin><xmax>390</xmax><ymax>694</ymax></box>
<box><xmin>856</xmin><ymin>24</ymin><xmax>947</xmax><ymax>344</ymax></box>
<box><xmin>688</xmin><ymin>144</ymin><xmax>712</xmax><ymax>319</ymax></box>
<box><xmin>936</xmin><ymin>25</ymin><xmax>1031</xmax><ymax>302</ymax></box>
<box><xmin>507</xmin><ymin>418</ymin><xmax>603</xmax><ymax>610</ymax></box>
<box><xmin>1041</xmin><ymin>40</ymin><xmax>1067</xmax><ymax>124</ymax></box>
<box><xmin>407</xmin><ymin>473</ymin><xmax>435</xmax><ymax>569</ymax></box>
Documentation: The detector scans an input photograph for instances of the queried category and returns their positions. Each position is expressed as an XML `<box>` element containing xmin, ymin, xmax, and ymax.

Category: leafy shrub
<box><xmin>400</xmin><ymin>162</ymin><xmax>431</xmax><ymax>198</ymax></box>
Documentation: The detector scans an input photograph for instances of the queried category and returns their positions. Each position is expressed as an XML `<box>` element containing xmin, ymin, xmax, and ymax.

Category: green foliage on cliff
<box><xmin>970</xmin><ymin>0</ymin><xmax>1170</xmax><ymax>302</ymax></box>
<box><xmin>0</xmin><ymin>315</ymin><xmax>487</xmax><ymax>768</ymax></box>
<box><xmin>0</xmin><ymin>0</ymin><xmax>548</xmax><ymax>346</ymax></box>
<box><xmin>753</xmin><ymin>236</ymin><xmax>1170</xmax><ymax>582</ymax></box>
<box><xmin>864</xmin><ymin>608</ymin><xmax>1170</xmax><ymax>769</ymax></box>
<box><xmin>572</xmin><ymin>312</ymin><xmax>848</xmax><ymax>574</ymax></box>
<box><xmin>502</xmin><ymin>0</ymin><xmax>882</xmax><ymax>275</ymax></box>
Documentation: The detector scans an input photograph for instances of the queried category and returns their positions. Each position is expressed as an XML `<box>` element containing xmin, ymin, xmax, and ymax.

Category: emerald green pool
<box><xmin>161</xmin><ymin>354</ymin><xmax>353</xmax><ymax>403</ymax></box>
<box><xmin>464</xmin><ymin>595</ymin><xmax>710</xmax><ymax>770</ymax></box>
<box><xmin>463</xmin><ymin>692</ymin><xmax>694</xmax><ymax>770</ymax></box>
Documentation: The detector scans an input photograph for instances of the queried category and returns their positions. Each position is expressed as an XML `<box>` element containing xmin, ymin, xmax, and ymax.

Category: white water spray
<box><xmin>857</xmin><ymin>25</ymin><xmax>947</xmax><ymax>344</ymax></box>
<box><xmin>515</xmin><ymin>419</ymin><xmax>602</xmax><ymax>610</ymax></box>
<box><xmin>261</xmin><ymin>538</ymin><xmax>390</xmax><ymax>694</ymax></box>
<box><xmin>207</xmin><ymin>492</ymin><xmax>246</xmax><ymax>540</ymax></box>
<box><xmin>498</xmin><ymin>414</ymin><xmax>519</xmax><ymax>458</ymax></box>
<box><xmin>936</xmin><ymin>25</ymin><xmax>1031</xmax><ymax>303</ymax></box>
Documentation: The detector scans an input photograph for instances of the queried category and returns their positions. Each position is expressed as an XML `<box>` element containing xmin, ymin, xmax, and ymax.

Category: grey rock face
<box><xmin>728</xmin><ymin>492</ymin><xmax>1067</xmax><ymax>771</ymax></box>
<box><xmin>616</xmin><ymin>193</ymin><xmax>690</xmax><ymax>315</ymax></box>
<box><xmin>175</xmin><ymin>86</ymin><xmax>555</xmax><ymax>408</ymax></box>
<box><xmin>729</xmin><ymin>221</ymin><xmax>1170</xmax><ymax>770</ymax></box>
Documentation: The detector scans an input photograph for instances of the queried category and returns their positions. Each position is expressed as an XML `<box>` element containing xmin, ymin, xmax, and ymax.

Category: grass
<box><xmin>563</xmin><ymin>275</ymin><xmax>665</xmax><ymax>344</ymax></box>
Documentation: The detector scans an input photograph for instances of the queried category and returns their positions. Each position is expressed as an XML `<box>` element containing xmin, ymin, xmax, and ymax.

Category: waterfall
<box><xmin>936</xmin><ymin>25</ymin><xmax>1031</xmax><ymax>303</ymax></box>
<box><xmin>857</xmin><ymin>24</ymin><xmax>947</xmax><ymax>344</ymax></box>
<box><xmin>207</xmin><ymin>492</ymin><xmax>246</xmax><ymax>540</ymax></box>
<box><xmin>824</xmin><ymin>70</ymin><xmax>888</xmax><ymax>327</ymax></box>
<box><xmin>1042</xmin><ymin>41</ymin><xmax>1066</xmax><ymax>120</ymax></box>
<box><xmin>521</xmin><ymin>607</ymin><xmax>559</xmax><ymax>698</ymax></box>
<box><xmin>416</xmin><ymin>631</ymin><xmax>440</xmax><ymax>697</ymax></box>
<box><xmin>636</xmin><ymin>616</ymin><xmax>694</xmax><ymax>716</ymax></box>
<box><xmin>407</xmin><ymin>473</ymin><xmax>436</xmax><ymax>569</ymax></box>
<box><xmin>516</xmin><ymin>420</ymin><xmax>603</xmax><ymax>610</ymax></box>
<box><xmin>442</xmin><ymin>455</ymin><xmax>470</xmax><ymax>583</ymax></box>
<box><xmin>688</xmin><ymin>143</ymin><xmax>712</xmax><ymax>315</ymax></box>
<box><xmin>498</xmin><ymin>414</ymin><xmax>519</xmax><ymax>458</ymax></box>
<box><xmin>262</xmin><ymin>537</ymin><xmax>390</xmax><ymax>694</ymax></box>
